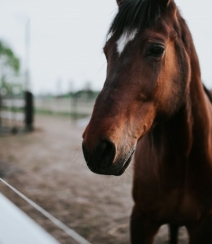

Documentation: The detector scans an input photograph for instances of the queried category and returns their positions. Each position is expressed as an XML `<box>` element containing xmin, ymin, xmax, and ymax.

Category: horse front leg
<box><xmin>168</xmin><ymin>224</ymin><xmax>179</xmax><ymax>244</ymax></box>
<box><xmin>130</xmin><ymin>206</ymin><xmax>159</xmax><ymax>244</ymax></box>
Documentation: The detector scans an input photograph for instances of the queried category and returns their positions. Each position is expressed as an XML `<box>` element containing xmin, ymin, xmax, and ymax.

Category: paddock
<box><xmin>0</xmin><ymin>114</ymin><xmax>189</xmax><ymax>244</ymax></box>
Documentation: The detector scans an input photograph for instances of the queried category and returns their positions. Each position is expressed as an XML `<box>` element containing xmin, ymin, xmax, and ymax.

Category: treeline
<box><xmin>0</xmin><ymin>40</ymin><xmax>23</xmax><ymax>97</ymax></box>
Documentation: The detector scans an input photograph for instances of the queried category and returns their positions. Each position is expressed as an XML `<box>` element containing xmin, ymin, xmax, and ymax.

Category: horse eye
<box><xmin>147</xmin><ymin>44</ymin><xmax>165</xmax><ymax>57</ymax></box>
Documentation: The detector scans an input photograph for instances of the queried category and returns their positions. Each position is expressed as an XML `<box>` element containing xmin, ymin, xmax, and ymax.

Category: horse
<box><xmin>82</xmin><ymin>0</ymin><xmax>212</xmax><ymax>243</ymax></box>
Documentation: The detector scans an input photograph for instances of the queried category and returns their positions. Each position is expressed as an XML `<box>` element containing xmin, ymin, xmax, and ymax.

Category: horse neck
<box><xmin>182</xmin><ymin>18</ymin><xmax>212</xmax><ymax>162</ymax></box>
<box><xmin>157</xmin><ymin>16</ymin><xmax>212</xmax><ymax>163</ymax></box>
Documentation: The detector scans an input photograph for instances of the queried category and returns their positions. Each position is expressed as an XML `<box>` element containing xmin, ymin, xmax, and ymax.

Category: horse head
<box><xmin>82</xmin><ymin>0</ymin><xmax>191</xmax><ymax>176</ymax></box>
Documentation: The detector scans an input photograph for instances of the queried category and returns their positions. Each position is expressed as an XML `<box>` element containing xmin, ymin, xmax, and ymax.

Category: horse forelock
<box><xmin>108</xmin><ymin>0</ymin><xmax>175</xmax><ymax>37</ymax></box>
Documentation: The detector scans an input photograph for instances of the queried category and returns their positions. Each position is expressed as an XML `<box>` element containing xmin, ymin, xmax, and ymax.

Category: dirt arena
<box><xmin>0</xmin><ymin>115</ymin><xmax>188</xmax><ymax>243</ymax></box>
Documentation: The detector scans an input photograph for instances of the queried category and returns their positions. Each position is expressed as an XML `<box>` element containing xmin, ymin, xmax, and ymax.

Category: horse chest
<box><xmin>135</xmin><ymin>184</ymin><xmax>202</xmax><ymax>224</ymax></box>
<box><xmin>134</xmin><ymin>160</ymin><xmax>201</xmax><ymax>222</ymax></box>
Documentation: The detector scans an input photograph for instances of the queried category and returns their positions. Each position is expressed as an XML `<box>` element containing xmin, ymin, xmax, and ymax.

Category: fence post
<box><xmin>0</xmin><ymin>94</ymin><xmax>2</xmax><ymax>127</ymax></box>
<box><xmin>24</xmin><ymin>91</ymin><xmax>34</xmax><ymax>131</ymax></box>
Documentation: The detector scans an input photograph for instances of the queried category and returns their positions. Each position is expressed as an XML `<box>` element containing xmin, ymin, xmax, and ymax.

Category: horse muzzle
<box><xmin>82</xmin><ymin>139</ymin><xmax>135</xmax><ymax>176</ymax></box>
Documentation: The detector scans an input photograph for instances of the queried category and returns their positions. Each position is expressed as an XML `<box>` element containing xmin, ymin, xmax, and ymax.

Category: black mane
<box><xmin>109</xmin><ymin>0</ymin><xmax>166</xmax><ymax>35</ymax></box>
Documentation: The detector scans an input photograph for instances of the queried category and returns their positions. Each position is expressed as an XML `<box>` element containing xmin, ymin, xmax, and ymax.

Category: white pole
<box><xmin>25</xmin><ymin>17</ymin><xmax>30</xmax><ymax>92</ymax></box>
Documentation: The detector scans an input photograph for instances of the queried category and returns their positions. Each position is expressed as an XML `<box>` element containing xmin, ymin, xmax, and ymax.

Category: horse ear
<box><xmin>160</xmin><ymin>0</ymin><xmax>171</xmax><ymax>7</ymax></box>
<box><xmin>116</xmin><ymin>0</ymin><xmax>125</xmax><ymax>7</ymax></box>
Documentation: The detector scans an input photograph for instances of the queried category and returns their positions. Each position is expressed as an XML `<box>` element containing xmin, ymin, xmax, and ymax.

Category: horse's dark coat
<box><xmin>82</xmin><ymin>0</ymin><xmax>212</xmax><ymax>243</ymax></box>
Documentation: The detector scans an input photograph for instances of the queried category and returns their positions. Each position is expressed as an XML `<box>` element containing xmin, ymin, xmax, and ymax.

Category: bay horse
<box><xmin>82</xmin><ymin>0</ymin><xmax>212</xmax><ymax>243</ymax></box>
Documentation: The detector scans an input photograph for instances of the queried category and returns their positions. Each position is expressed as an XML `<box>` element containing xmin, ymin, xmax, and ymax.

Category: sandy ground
<box><xmin>0</xmin><ymin>115</ymin><xmax>188</xmax><ymax>244</ymax></box>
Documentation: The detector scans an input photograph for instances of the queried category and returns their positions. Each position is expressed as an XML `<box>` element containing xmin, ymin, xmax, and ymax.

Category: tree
<box><xmin>0</xmin><ymin>41</ymin><xmax>21</xmax><ymax>96</ymax></box>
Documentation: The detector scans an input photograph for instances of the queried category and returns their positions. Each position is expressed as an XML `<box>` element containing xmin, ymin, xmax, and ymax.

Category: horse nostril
<box><xmin>96</xmin><ymin>140</ymin><xmax>116</xmax><ymax>168</ymax></box>
<box><xmin>82</xmin><ymin>139</ymin><xmax>116</xmax><ymax>173</ymax></box>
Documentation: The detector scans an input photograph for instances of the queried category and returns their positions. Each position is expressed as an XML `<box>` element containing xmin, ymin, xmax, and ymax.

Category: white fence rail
<box><xmin>35</xmin><ymin>97</ymin><xmax>95</xmax><ymax>116</ymax></box>
<box><xmin>0</xmin><ymin>193</ymin><xmax>59</xmax><ymax>244</ymax></box>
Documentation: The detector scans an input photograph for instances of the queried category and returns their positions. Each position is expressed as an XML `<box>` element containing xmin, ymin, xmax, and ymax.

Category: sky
<box><xmin>0</xmin><ymin>0</ymin><xmax>212</xmax><ymax>94</ymax></box>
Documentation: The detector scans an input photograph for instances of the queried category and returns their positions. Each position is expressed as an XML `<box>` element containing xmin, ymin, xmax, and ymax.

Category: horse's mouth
<box><xmin>113</xmin><ymin>149</ymin><xmax>135</xmax><ymax>176</ymax></box>
<box><xmin>86</xmin><ymin>147</ymin><xmax>135</xmax><ymax>176</ymax></box>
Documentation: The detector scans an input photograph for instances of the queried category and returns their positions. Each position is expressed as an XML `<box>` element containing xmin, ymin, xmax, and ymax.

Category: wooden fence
<box><xmin>0</xmin><ymin>91</ymin><xmax>34</xmax><ymax>133</ymax></box>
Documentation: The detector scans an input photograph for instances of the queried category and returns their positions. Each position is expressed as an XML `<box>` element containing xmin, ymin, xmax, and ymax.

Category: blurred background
<box><xmin>0</xmin><ymin>0</ymin><xmax>211</xmax><ymax>244</ymax></box>
<box><xmin>0</xmin><ymin>0</ymin><xmax>212</xmax><ymax>131</ymax></box>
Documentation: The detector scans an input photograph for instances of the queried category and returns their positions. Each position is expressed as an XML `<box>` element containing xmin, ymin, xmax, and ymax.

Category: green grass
<box><xmin>1</xmin><ymin>107</ymin><xmax>90</xmax><ymax>119</ymax></box>
<box><xmin>35</xmin><ymin>109</ymin><xmax>89</xmax><ymax>119</ymax></box>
